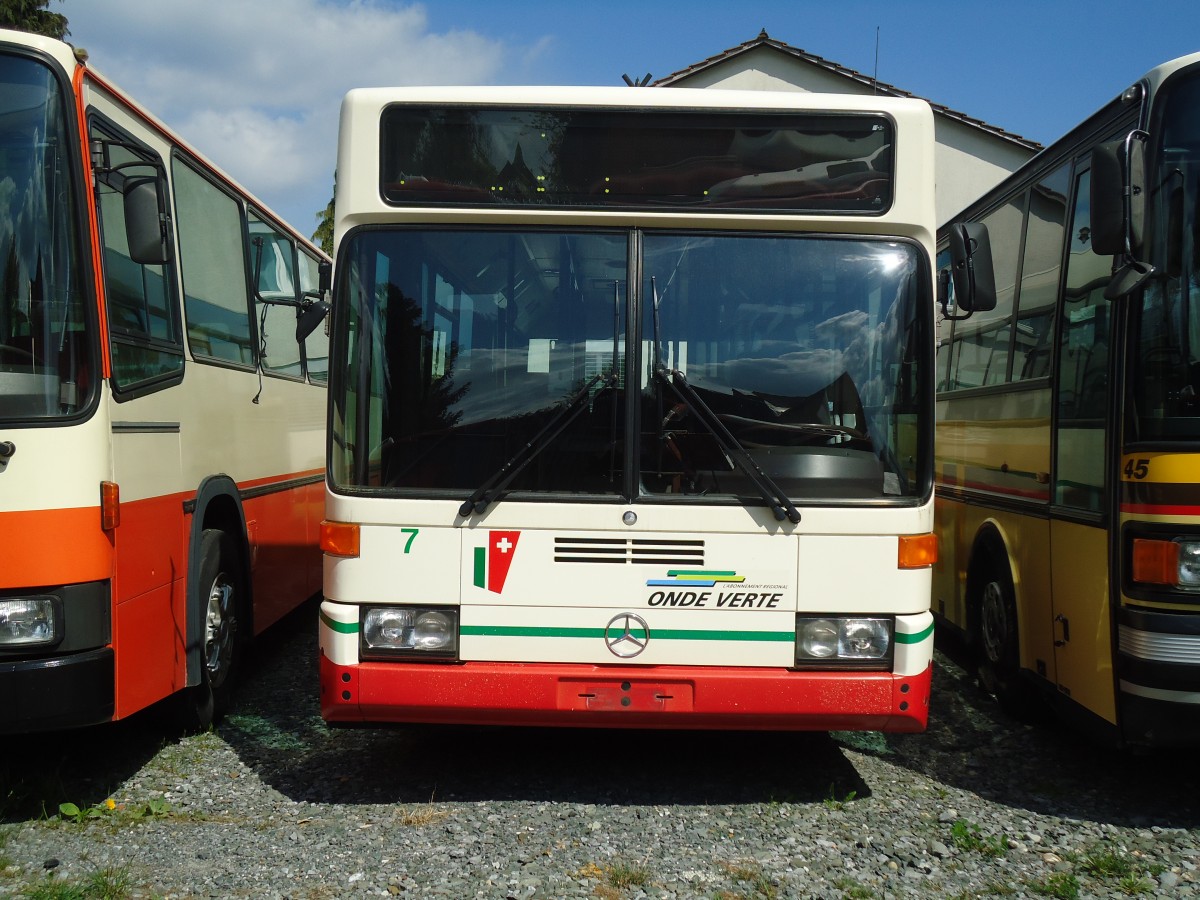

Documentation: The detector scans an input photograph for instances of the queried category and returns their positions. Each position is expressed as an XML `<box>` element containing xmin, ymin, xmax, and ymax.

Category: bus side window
<box><xmin>249</xmin><ymin>212</ymin><xmax>304</xmax><ymax>380</ymax></box>
<box><xmin>91</xmin><ymin>121</ymin><xmax>184</xmax><ymax>394</ymax></box>
<box><xmin>1055</xmin><ymin>167</ymin><xmax>1114</xmax><ymax>511</ymax></box>
<box><xmin>1012</xmin><ymin>164</ymin><xmax>1071</xmax><ymax>381</ymax></box>
<box><xmin>173</xmin><ymin>157</ymin><xmax>255</xmax><ymax>367</ymax></box>
<box><xmin>299</xmin><ymin>250</ymin><xmax>329</xmax><ymax>384</ymax></box>
<box><xmin>939</xmin><ymin>199</ymin><xmax>1022</xmax><ymax>390</ymax></box>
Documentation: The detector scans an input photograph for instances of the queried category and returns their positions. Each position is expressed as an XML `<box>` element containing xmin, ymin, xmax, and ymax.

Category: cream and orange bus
<box><xmin>317</xmin><ymin>85</ymin><xmax>942</xmax><ymax>731</ymax></box>
<box><xmin>0</xmin><ymin>29</ymin><xmax>329</xmax><ymax>732</ymax></box>
<box><xmin>935</xmin><ymin>51</ymin><xmax>1200</xmax><ymax>746</ymax></box>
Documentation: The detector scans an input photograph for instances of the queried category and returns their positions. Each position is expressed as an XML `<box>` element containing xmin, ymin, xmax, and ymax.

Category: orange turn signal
<box><xmin>898</xmin><ymin>533</ymin><xmax>938</xmax><ymax>569</ymax></box>
<box><xmin>100</xmin><ymin>481</ymin><xmax>120</xmax><ymax>531</ymax></box>
<box><xmin>320</xmin><ymin>520</ymin><xmax>360</xmax><ymax>558</ymax></box>
<box><xmin>1132</xmin><ymin>538</ymin><xmax>1178</xmax><ymax>585</ymax></box>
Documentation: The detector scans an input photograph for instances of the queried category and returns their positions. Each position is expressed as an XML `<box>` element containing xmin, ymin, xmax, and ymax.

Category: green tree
<box><xmin>0</xmin><ymin>0</ymin><xmax>68</xmax><ymax>38</ymax></box>
<box><xmin>312</xmin><ymin>172</ymin><xmax>334</xmax><ymax>256</ymax></box>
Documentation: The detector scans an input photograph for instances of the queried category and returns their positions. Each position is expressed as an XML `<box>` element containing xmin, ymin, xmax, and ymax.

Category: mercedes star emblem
<box><xmin>604</xmin><ymin>613</ymin><xmax>649</xmax><ymax>658</ymax></box>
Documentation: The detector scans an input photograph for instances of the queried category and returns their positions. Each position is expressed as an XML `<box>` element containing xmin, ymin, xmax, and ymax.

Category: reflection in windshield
<box><xmin>1135</xmin><ymin>67</ymin><xmax>1200</xmax><ymax>439</ymax></box>
<box><xmin>0</xmin><ymin>53</ymin><xmax>87</xmax><ymax>420</ymax></box>
<box><xmin>331</xmin><ymin>229</ymin><xmax>928</xmax><ymax>505</ymax></box>
<box><xmin>380</xmin><ymin>106</ymin><xmax>893</xmax><ymax>213</ymax></box>
<box><xmin>641</xmin><ymin>234</ymin><xmax>925</xmax><ymax>500</ymax></box>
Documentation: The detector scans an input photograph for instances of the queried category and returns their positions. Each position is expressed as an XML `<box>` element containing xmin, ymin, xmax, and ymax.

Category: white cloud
<box><xmin>64</xmin><ymin>0</ymin><xmax>537</xmax><ymax>235</ymax></box>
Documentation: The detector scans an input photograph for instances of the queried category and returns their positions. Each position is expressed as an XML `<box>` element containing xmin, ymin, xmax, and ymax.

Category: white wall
<box><xmin>662</xmin><ymin>46</ymin><xmax>1038</xmax><ymax>225</ymax></box>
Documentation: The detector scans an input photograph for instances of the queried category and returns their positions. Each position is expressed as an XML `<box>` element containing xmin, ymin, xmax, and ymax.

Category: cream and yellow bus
<box><xmin>0</xmin><ymin>29</ymin><xmax>330</xmax><ymax>732</ymax></box>
<box><xmin>318</xmin><ymin>85</ymin><xmax>941</xmax><ymax>730</ymax></box>
<box><xmin>935</xmin><ymin>51</ymin><xmax>1200</xmax><ymax>747</ymax></box>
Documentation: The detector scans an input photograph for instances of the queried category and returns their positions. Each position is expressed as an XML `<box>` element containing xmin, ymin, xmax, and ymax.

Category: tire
<box><xmin>972</xmin><ymin>553</ymin><xmax>1028</xmax><ymax>715</ymax></box>
<box><xmin>174</xmin><ymin>529</ymin><xmax>246</xmax><ymax>732</ymax></box>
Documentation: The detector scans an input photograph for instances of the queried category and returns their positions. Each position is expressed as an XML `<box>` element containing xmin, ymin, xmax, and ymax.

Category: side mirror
<box><xmin>296</xmin><ymin>299</ymin><xmax>330</xmax><ymax>342</ymax></box>
<box><xmin>947</xmin><ymin>222</ymin><xmax>996</xmax><ymax>315</ymax></box>
<box><xmin>1091</xmin><ymin>131</ymin><xmax>1156</xmax><ymax>299</ymax></box>
<box><xmin>1091</xmin><ymin>132</ymin><xmax>1149</xmax><ymax>257</ymax></box>
<box><xmin>318</xmin><ymin>260</ymin><xmax>332</xmax><ymax>294</ymax></box>
<box><xmin>123</xmin><ymin>176</ymin><xmax>171</xmax><ymax>265</ymax></box>
<box><xmin>1090</xmin><ymin>139</ymin><xmax>1127</xmax><ymax>256</ymax></box>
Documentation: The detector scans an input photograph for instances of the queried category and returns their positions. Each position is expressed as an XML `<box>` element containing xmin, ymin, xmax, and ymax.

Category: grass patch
<box><xmin>821</xmin><ymin>783</ymin><xmax>858</xmax><ymax>810</ymax></box>
<box><xmin>397</xmin><ymin>803</ymin><xmax>446</xmax><ymax>827</ymax></box>
<box><xmin>1027</xmin><ymin>872</ymin><xmax>1080</xmax><ymax>899</ymax></box>
<box><xmin>1076</xmin><ymin>846</ymin><xmax>1160</xmax><ymax>894</ymax></box>
<box><xmin>21</xmin><ymin>865</ymin><xmax>133</xmax><ymax>900</ymax></box>
<box><xmin>949</xmin><ymin>819</ymin><xmax>1009</xmax><ymax>858</ymax></box>
<box><xmin>721</xmin><ymin>860</ymin><xmax>778</xmax><ymax>898</ymax></box>
<box><xmin>832</xmin><ymin>875</ymin><xmax>874</xmax><ymax>899</ymax></box>
<box><xmin>57</xmin><ymin>798</ymin><xmax>170</xmax><ymax>828</ymax></box>
<box><xmin>605</xmin><ymin>858</ymin><xmax>651</xmax><ymax>889</ymax></box>
<box><xmin>1079</xmin><ymin>848</ymin><xmax>1136</xmax><ymax>878</ymax></box>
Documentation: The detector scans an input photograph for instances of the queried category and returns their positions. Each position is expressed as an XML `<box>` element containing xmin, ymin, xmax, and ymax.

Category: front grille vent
<box><xmin>554</xmin><ymin>537</ymin><xmax>704</xmax><ymax>566</ymax></box>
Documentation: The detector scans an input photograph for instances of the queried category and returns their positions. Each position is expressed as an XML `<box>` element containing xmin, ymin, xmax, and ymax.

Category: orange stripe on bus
<box><xmin>0</xmin><ymin>507</ymin><xmax>113</xmax><ymax>587</ymax></box>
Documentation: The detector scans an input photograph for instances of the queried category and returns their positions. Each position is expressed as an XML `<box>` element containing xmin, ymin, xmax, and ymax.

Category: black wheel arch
<box><xmin>185</xmin><ymin>475</ymin><xmax>252</xmax><ymax>688</ymax></box>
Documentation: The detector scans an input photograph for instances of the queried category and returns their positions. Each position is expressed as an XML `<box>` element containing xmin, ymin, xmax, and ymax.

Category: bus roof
<box><xmin>340</xmin><ymin>83</ymin><xmax>934</xmax><ymax>116</ymax></box>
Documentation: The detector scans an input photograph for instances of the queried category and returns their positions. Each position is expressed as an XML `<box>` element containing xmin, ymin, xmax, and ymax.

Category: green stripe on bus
<box><xmin>460</xmin><ymin>625</ymin><xmax>793</xmax><ymax>642</ymax></box>
<box><xmin>319</xmin><ymin>610</ymin><xmax>358</xmax><ymax>634</ymax></box>
<box><xmin>895</xmin><ymin>621</ymin><xmax>934</xmax><ymax>644</ymax></box>
<box><xmin>473</xmin><ymin>547</ymin><xmax>485</xmax><ymax>588</ymax></box>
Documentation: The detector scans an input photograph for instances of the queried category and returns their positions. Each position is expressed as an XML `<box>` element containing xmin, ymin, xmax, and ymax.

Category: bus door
<box><xmin>1048</xmin><ymin>164</ymin><xmax>1118</xmax><ymax>724</ymax></box>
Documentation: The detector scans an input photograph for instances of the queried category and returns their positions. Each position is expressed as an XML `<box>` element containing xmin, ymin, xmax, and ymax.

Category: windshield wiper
<box><xmin>649</xmin><ymin>276</ymin><xmax>799</xmax><ymax>524</ymax></box>
<box><xmin>716</xmin><ymin>414</ymin><xmax>867</xmax><ymax>443</ymax></box>
<box><xmin>659</xmin><ymin>368</ymin><xmax>801</xmax><ymax>524</ymax></box>
<box><xmin>458</xmin><ymin>371</ymin><xmax>617</xmax><ymax>518</ymax></box>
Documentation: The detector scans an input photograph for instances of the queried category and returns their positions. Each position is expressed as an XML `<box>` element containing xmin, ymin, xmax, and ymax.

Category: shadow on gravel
<box><xmin>219</xmin><ymin>599</ymin><xmax>870</xmax><ymax>809</ymax></box>
<box><xmin>1</xmin><ymin>710</ymin><xmax>176</xmax><ymax>824</ymax></box>
<box><xmin>219</xmin><ymin>601</ymin><xmax>1200</xmax><ymax>826</ymax></box>
<box><xmin>856</xmin><ymin>632</ymin><xmax>1200</xmax><ymax>831</ymax></box>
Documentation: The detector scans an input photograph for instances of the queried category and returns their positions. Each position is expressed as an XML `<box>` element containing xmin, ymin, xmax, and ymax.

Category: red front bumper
<box><xmin>320</xmin><ymin>653</ymin><xmax>931</xmax><ymax>731</ymax></box>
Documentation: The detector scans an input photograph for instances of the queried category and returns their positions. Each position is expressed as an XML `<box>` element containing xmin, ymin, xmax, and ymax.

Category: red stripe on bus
<box><xmin>1121</xmin><ymin>503</ymin><xmax>1200</xmax><ymax>517</ymax></box>
<box><xmin>320</xmin><ymin>655</ymin><xmax>932</xmax><ymax>733</ymax></box>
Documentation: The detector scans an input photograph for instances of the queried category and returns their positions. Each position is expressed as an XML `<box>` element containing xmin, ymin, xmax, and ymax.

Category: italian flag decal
<box><xmin>473</xmin><ymin>530</ymin><xmax>521</xmax><ymax>594</ymax></box>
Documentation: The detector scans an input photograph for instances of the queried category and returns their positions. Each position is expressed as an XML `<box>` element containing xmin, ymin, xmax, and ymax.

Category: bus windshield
<box><xmin>331</xmin><ymin>228</ymin><xmax>928</xmax><ymax>504</ymax></box>
<box><xmin>0</xmin><ymin>52</ymin><xmax>89</xmax><ymax>421</ymax></box>
<box><xmin>1134</xmin><ymin>65</ymin><xmax>1200</xmax><ymax>440</ymax></box>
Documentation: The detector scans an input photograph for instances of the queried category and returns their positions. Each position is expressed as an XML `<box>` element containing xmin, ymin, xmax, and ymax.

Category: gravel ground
<box><xmin>2</xmin><ymin>598</ymin><xmax>1199</xmax><ymax>900</ymax></box>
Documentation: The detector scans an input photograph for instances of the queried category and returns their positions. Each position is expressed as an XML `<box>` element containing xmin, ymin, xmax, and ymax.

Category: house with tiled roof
<box><xmin>648</xmin><ymin>30</ymin><xmax>1041</xmax><ymax>226</ymax></box>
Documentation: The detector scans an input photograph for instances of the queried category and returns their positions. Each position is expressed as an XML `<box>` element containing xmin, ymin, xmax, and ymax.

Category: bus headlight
<box><xmin>795</xmin><ymin>616</ymin><xmax>892</xmax><ymax>668</ymax></box>
<box><xmin>0</xmin><ymin>596</ymin><xmax>61</xmax><ymax>647</ymax></box>
<box><xmin>361</xmin><ymin>606</ymin><xmax>458</xmax><ymax>659</ymax></box>
<box><xmin>1179</xmin><ymin>542</ymin><xmax>1200</xmax><ymax>588</ymax></box>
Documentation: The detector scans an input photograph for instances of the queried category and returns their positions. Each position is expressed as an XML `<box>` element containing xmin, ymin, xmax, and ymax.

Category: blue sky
<box><xmin>61</xmin><ymin>0</ymin><xmax>1200</xmax><ymax>238</ymax></box>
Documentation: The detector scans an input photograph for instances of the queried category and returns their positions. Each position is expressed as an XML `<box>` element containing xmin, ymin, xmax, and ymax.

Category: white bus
<box><xmin>0</xmin><ymin>29</ymin><xmax>330</xmax><ymax>732</ymax></box>
<box><xmin>318</xmin><ymin>86</ymin><xmax>940</xmax><ymax>730</ymax></box>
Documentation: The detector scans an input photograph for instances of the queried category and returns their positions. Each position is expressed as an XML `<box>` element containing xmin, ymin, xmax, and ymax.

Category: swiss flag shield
<box><xmin>487</xmin><ymin>531</ymin><xmax>521</xmax><ymax>593</ymax></box>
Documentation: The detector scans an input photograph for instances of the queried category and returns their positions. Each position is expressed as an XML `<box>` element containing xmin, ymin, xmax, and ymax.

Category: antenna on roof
<box><xmin>873</xmin><ymin>26</ymin><xmax>880</xmax><ymax>94</ymax></box>
<box><xmin>622</xmin><ymin>73</ymin><xmax>653</xmax><ymax>87</ymax></box>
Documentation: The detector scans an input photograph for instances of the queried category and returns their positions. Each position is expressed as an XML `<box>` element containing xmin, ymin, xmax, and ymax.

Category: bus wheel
<box><xmin>176</xmin><ymin>529</ymin><xmax>245</xmax><ymax>732</ymax></box>
<box><xmin>975</xmin><ymin>559</ymin><xmax>1020</xmax><ymax>705</ymax></box>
